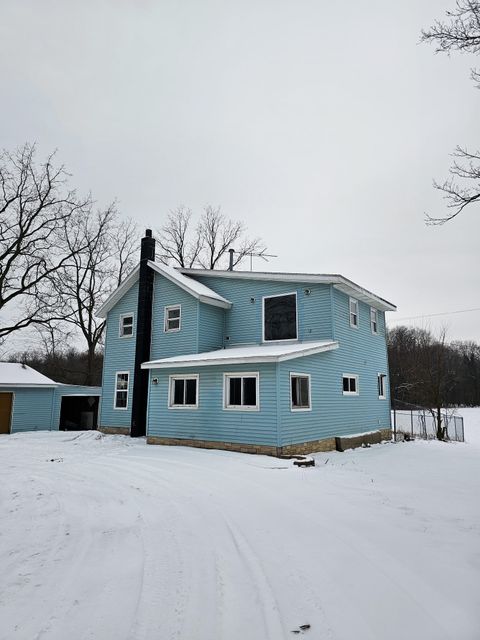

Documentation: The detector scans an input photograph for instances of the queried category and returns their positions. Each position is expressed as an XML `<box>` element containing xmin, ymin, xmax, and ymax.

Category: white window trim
<box><xmin>168</xmin><ymin>374</ymin><xmax>199</xmax><ymax>409</ymax></box>
<box><xmin>223</xmin><ymin>372</ymin><xmax>260</xmax><ymax>411</ymax></box>
<box><xmin>290</xmin><ymin>372</ymin><xmax>312</xmax><ymax>412</ymax></box>
<box><xmin>114</xmin><ymin>371</ymin><xmax>130</xmax><ymax>410</ymax></box>
<box><xmin>378</xmin><ymin>373</ymin><xmax>387</xmax><ymax>399</ymax></box>
<box><xmin>349</xmin><ymin>298</ymin><xmax>359</xmax><ymax>329</ymax></box>
<box><xmin>262</xmin><ymin>291</ymin><xmax>298</xmax><ymax>343</ymax></box>
<box><xmin>342</xmin><ymin>373</ymin><xmax>359</xmax><ymax>396</ymax></box>
<box><xmin>370</xmin><ymin>307</ymin><xmax>378</xmax><ymax>335</ymax></box>
<box><xmin>119</xmin><ymin>313</ymin><xmax>134</xmax><ymax>338</ymax></box>
<box><xmin>164</xmin><ymin>304</ymin><xmax>182</xmax><ymax>333</ymax></box>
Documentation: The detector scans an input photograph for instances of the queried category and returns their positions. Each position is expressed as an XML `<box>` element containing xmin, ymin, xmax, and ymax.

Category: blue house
<box><xmin>0</xmin><ymin>363</ymin><xmax>101</xmax><ymax>434</ymax></box>
<box><xmin>97</xmin><ymin>231</ymin><xmax>396</xmax><ymax>455</ymax></box>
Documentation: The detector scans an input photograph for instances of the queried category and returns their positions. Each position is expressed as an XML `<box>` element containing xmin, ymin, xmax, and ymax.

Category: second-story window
<box><xmin>349</xmin><ymin>298</ymin><xmax>359</xmax><ymax>328</ymax></box>
<box><xmin>370</xmin><ymin>308</ymin><xmax>378</xmax><ymax>334</ymax></box>
<box><xmin>164</xmin><ymin>305</ymin><xmax>181</xmax><ymax>332</ymax></box>
<box><xmin>119</xmin><ymin>313</ymin><xmax>134</xmax><ymax>337</ymax></box>
<box><xmin>263</xmin><ymin>292</ymin><xmax>297</xmax><ymax>341</ymax></box>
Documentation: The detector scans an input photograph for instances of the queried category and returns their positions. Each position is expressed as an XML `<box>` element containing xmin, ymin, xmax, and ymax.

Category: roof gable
<box><xmin>96</xmin><ymin>262</ymin><xmax>232</xmax><ymax>318</ymax></box>
<box><xmin>0</xmin><ymin>363</ymin><xmax>58</xmax><ymax>387</ymax></box>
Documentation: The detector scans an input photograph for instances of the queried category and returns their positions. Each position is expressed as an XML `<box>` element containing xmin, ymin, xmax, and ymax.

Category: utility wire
<box><xmin>388</xmin><ymin>307</ymin><xmax>480</xmax><ymax>323</ymax></box>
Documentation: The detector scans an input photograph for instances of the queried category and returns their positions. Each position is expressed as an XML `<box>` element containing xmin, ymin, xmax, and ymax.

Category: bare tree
<box><xmin>157</xmin><ymin>205</ymin><xmax>267</xmax><ymax>270</ymax></box>
<box><xmin>157</xmin><ymin>207</ymin><xmax>203</xmax><ymax>267</ymax></box>
<box><xmin>54</xmin><ymin>206</ymin><xmax>138</xmax><ymax>384</ymax></box>
<box><xmin>422</xmin><ymin>1</ymin><xmax>480</xmax><ymax>223</ymax></box>
<box><xmin>0</xmin><ymin>144</ymin><xmax>90</xmax><ymax>339</ymax></box>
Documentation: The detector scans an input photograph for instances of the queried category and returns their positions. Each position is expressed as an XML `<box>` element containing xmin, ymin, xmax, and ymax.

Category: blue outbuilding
<box><xmin>0</xmin><ymin>362</ymin><xmax>101</xmax><ymax>434</ymax></box>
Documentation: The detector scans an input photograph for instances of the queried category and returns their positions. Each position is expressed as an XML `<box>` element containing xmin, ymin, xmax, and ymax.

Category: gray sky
<box><xmin>1</xmin><ymin>0</ymin><xmax>479</xmax><ymax>345</ymax></box>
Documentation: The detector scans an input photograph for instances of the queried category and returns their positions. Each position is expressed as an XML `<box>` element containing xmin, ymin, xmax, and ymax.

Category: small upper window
<box><xmin>224</xmin><ymin>373</ymin><xmax>259</xmax><ymax>410</ymax></box>
<box><xmin>114</xmin><ymin>372</ymin><xmax>129</xmax><ymax>409</ymax></box>
<box><xmin>349</xmin><ymin>298</ymin><xmax>359</xmax><ymax>328</ymax></box>
<box><xmin>290</xmin><ymin>374</ymin><xmax>311</xmax><ymax>411</ymax></box>
<box><xmin>378</xmin><ymin>374</ymin><xmax>387</xmax><ymax>399</ymax></box>
<box><xmin>165</xmin><ymin>305</ymin><xmax>181</xmax><ymax>332</ymax></box>
<box><xmin>370</xmin><ymin>308</ymin><xmax>378</xmax><ymax>334</ymax></box>
<box><xmin>343</xmin><ymin>375</ymin><xmax>359</xmax><ymax>395</ymax></box>
<box><xmin>169</xmin><ymin>375</ymin><xmax>198</xmax><ymax>408</ymax></box>
<box><xmin>119</xmin><ymin>314</ymin><xmax>134</xmax><ymax>337</ymax></box>
<box><xmin>263</xmin><ymin>293</ymin><xmax>297</xmax><ymax>341</ymax></box>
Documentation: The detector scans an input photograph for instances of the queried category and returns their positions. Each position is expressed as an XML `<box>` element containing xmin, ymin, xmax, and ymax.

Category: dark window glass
<box><xmin>173</xmin><ymin>379</ymin><xmax>184</xmax><ymax>405</ymax></box>
<box><xmin>169</xmin><ymin>308</ymin><xmax>180</xmax><ymax>319</ymax></box>
<box><xmin>229</xmin><ymin>378</ymin><xmax>242</xmax><ymax>405</ymax></box>
<box><xmin>243</xmin><ymin>377</ymin><xmax>257</xmax><ymax>406</ymax></box>
<box><xmin>350</xmin><ymin>377</ymin><xmax>356</xmax><ymax>393</ymax></box>
<box><xmin>291</xmin><ymin>377</ymin><xmax>298</xmax><ymax>405</ymax></box>
<box><xmin>264</xmin><ymin>294</ymin><xmax>297</xmax><ymax>341</ymax></box>
<box><xmin>291</xmin><ymin>376</ymin><xmax>310</xmax><ymax>408</ymax></box>
<box><xmin>343</xmin><ymin>377</ymin><xmax>349</xmax><ymax>392</ymax></box>
<box><xmin>185</xmin><ymin>379</ymin><xmax>197</xmax><ymax>405</ymax></box>
<box><xmin>116</xmin><ymin>391</ymin><xmax>127</xmax><ymax>408</ymax></box>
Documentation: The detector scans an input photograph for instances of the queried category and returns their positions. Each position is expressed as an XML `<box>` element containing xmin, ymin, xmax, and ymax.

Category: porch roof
<box><xmin>141</xmin><ymin>340</ymin><xmax>338</xmax><ymax>369</ymax></box>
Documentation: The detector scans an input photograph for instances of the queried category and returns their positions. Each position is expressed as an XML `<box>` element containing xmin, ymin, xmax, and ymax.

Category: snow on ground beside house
<box><xmin>0</xmin><ymin>412</ymin><xmax>479</xmax><ymax>640</ymax></box>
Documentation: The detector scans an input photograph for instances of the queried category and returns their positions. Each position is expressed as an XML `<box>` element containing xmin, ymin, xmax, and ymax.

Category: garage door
<box><xmin>0</xmin><ymin>393</ymin><xmax>13</xmax><ymax>434</ymax></box>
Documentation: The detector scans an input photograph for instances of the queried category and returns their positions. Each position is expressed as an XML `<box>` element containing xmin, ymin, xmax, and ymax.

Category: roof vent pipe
<box><xmin>228</xmin><ymin>248</ymin><xmax>235</xmax><ymax>271</ymax></box>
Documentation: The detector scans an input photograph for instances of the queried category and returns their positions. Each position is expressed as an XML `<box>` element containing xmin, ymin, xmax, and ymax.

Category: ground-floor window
<box><xmin>169</xmin><ymin>375</ymin><xmax>199</xmax><ymax>408</ymax></box>
<box><xmin>342</xmin><ymin>374</ymin><xmax>359</xmax><ymax>395</ymax></box>
<box><xmin>378</xmin><ymin>373</ymin><xmax>387</xmax><ymax>399</ymax></box>
<box><xmin>290</xmin><ymin>373</ymin><xmax>311</xmax><ymax>411</ymax></box>
<box><xmin>114</xmin><ymin>371</ymin><xmax>129</xmax><ymax>409</ymax></box>
<box><xmin>224</xmin><ymin>373</ymin><xmax>259</xmax><ymax>410</ymax></box>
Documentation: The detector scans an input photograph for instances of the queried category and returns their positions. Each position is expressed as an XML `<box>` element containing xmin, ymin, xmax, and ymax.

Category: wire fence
<box><xmin>391</xmin><ymin>404</ymin><xmax>464</xmax><ymax>442</ymax></box>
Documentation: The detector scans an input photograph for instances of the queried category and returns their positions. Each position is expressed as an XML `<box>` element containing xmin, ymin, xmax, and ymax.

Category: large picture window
<box><xmin>114</xmin><ymin>371</ymin><xmax>129</xmax><ymax>409</ymax></box>
<box><xmin>290</xmin><ymin>373</ymin><xmax>311</xmax><ymax>411</ymax></box>
<box><xmin>263</xmin><ymin>293</ymin><xmax>297</xmax><ymax>342</ymax></box>
<box><xmin>169</xmin><ymin>375</ymin><xmax>198</xmax><ymax>408</ymax></box>
<box><xmin>224</xmin><ymin>373</ymin><xmax>259</xmax><ymax>410</ymax></box>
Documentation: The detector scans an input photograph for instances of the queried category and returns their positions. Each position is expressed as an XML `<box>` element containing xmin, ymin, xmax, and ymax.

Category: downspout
<box><xmin>130</xmin><ymin>230</ymin><xmax>156</xmax><ymax>438</ymax></box>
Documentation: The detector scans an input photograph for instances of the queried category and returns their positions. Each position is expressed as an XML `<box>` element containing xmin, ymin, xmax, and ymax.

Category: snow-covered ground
<box><xmin>1</xmin><ymin>411</ymin><xmax>479</xmax><ymax>640</ymax></box>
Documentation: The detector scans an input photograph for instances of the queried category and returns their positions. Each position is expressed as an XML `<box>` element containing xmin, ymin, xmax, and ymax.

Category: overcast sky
<box><xmin>1</xmin><ymin>0</ymin><xmax>479</xmax><ymax>346</ymax></box>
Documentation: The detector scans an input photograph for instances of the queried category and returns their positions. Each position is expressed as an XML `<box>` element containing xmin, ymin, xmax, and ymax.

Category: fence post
<box><xmin>410</xmin><ymin>409</ymin><xmax>414</xmax><ymax>438</ymax></box>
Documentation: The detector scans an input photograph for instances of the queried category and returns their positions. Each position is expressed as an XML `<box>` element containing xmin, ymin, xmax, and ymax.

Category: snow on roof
<box><xmin>181</xmin><ymin>268</ymin><xmax>396</xmax><ymax>312</ymax></box>
<box><xmin>0</xmin><ymin>363</ymin><xmax>58</xmax><ymax>387</ymax></box>
<box><xmin>148</xmin><ymin>261</ymin><xmax>231</xmax><ymax>309</ymax></box>
<box><xmin>141</xmin><ymin>340</ymin><xmax>339</xmax><ymax>369</ymax></box>
<box><xmin>96</xmin><ymin>261</ymin><xmax>232</xmax><ymax>318</ymax></box>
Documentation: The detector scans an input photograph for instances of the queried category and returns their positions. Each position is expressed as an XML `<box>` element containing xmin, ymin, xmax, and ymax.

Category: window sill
<box><xmin>223</xmin><ymin>406</ymin><xmax>260</xmax><ymax>412</ymax></box>
<box><xmin>168</xmin><ymin>405</ymin><xmax>198</xmax><ymax>410</ymax></box>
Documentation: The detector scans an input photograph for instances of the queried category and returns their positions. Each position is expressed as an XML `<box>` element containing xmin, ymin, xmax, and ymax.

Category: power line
<box><xmin>388</xmin><ymin>307</ymin><xmax>480</xmax><ymax>323</ymax></box>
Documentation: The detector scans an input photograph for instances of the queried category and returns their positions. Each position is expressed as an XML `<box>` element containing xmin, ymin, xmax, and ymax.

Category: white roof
<box><xmin>141</xmin><ymin>340</ymin><xmax>338</xmax><ymax>369</ymax></box>
<box><xmin>96</xmin><ymin>261</ymin><xmax>232</xmax><ymax>318</ymax></box>
<box><xmin>181</xmin><ymin>269</ymin><xmax>396</xmax><ymax>312</ymax></box>
<box><xmin>0</xmin><ymin>363</ymin><xmax>58</xmax><ymax>387</ymax></box>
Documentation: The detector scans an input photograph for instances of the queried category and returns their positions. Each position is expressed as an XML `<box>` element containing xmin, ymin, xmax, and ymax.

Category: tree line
<box><xmin>388</xmin><ymin>326</ymin><xmax>480</xmax><ymax>410</ymax></box>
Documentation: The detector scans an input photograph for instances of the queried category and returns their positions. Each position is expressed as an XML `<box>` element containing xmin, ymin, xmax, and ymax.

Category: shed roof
<box><xmin>0</xmin><ymin>363</ymin><xmax>58</xmax><ymax>387</ymax></box>
<box><xmin>141</xmin><ymin>340</ymin><xmax>339</xmax><ymax>369</ymax></box>
<box><xmin>181</xmin><ymin>268</ymin><xmax>396</xmax><ymax>312</ymax></box>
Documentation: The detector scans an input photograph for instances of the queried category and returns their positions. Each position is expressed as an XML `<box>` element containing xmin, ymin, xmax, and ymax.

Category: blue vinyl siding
<box><xmin>150</xmin><ymin>273</ymin><xmax>200</xmax><ymax>358</ymax></box>
<box><xmin>147</xmin><ymin>363</ymin><xmax>278</xmax><ymax>446</ymax></box>
<box><xmin>277</xmin><ymin>289</ymin><xmax>390</xmax><ymax>445</ymax></box>
<box><xmin>100</xmin><ymin>281</ymin><xmax>138</xmax><ymax>430</ymax></box>
<box><xmin>190</xmin><ymin>275</ymin><xmax>333</xmax><ymax>346</ymax></box>
<box><xmin>198</xmin><ymin>303</ymin><xmax>225</xmax><ymax>352</ymax></box>
<box><xmin>2</xmin><ymin>388</ymin><xmax>55</xmax><ymax>433</ymax></box>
